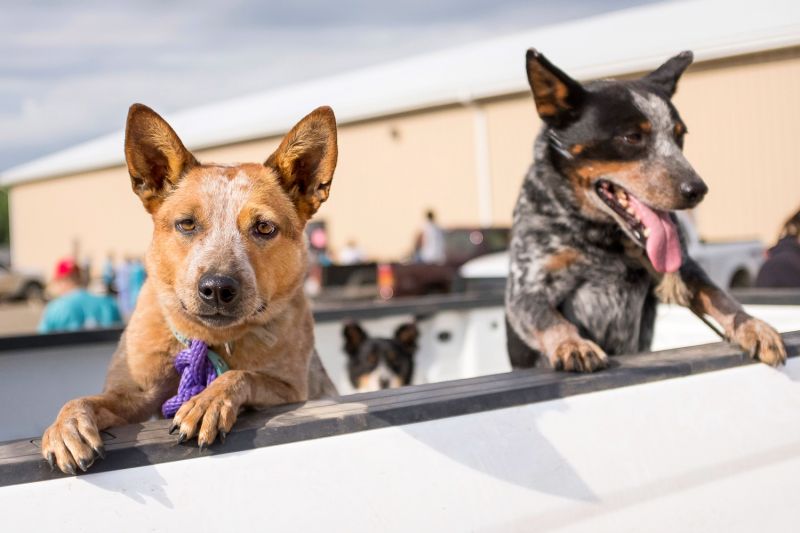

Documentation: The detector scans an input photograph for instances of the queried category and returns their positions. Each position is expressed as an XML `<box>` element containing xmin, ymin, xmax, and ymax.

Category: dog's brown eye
<box><xmin>367</xmin><ymin>354</ymin><xmax>378</xmax><ymax>365</ymax></box>
<box><xmin>254</xmin><ymin>221</ymin><xmax>277</xmax><ymax>238</ymax></box>
<box><xmin>176</xmin><ymin>218</ymin><xmax>196</xmax><ymax>233</ymax></box>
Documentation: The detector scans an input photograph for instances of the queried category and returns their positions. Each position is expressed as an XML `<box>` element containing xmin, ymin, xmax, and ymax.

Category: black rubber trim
<box><xmin>0</xmin><ymin>292</ymin><xmax>505</xmax><ymax>353</ymax></box>
<box><xmin>729</xmin><ymin>288</ymin><xmax>800</xmax><ymax>306</ymax></box>
<box><xmin>1</xmin><ymin>330</ymin><xmax>796</xmax><ymax>488</ymax></box>
<box><xmin>0</xmin><ymin>328</ymin><xmax>123</xmax><ymax>353</ymax></box>
<box><xmin>312</xmin><ymin>291</ymin><xmax>504</xmax><ymax>322</ymax></box>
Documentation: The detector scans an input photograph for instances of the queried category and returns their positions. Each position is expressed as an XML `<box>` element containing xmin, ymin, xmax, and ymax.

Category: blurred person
<box><xmin>38</xmin><ymin>258</ymin><xmax>121</xmax><ymax>333</ymax></box>
<box><xmin>79</xmin><ymin>256</ymin><xmax>92</xmax><ymax>287</ymax></box>
<box><xmin>128</xmin><ymin>256</ymin><xmax>146</xmax><ymax>310</ymax></box>
<box><xmin>339</xmin><ymin>239</ymin><xmax>366</xmax><ymax>264</ymax></box>
<box><xmin>756</xmin><ymin>208</ymin><xmax>800</xmax><ymax>288</ymax></box>
<box><xmin>101</xmin><ymin>252</ymin><xmax>117</xmax><ymax>295</ymax></box>
<box><xmin>308</xmin><ymin>225</ymin><xmax>333</xmax><ymax>266</ymax></box>
<box><xmin>418</xmin><ymin>209</ymin><xmax>445</xmax><ymax>264</ymax></box>
<box><xmin>116</xmin><ymin>256</ymin><xmax>133</xmax><ymax>318</ymax></box>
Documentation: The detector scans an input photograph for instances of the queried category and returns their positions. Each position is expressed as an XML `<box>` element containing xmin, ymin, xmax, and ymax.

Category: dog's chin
<box><xmin>177</xmin><ymin>298</ymin><xmax>269</xmax><ymax>333</ymax></box>
<box><xmin>194</xmin><ymin>313</ymin><xmax>241</xmax><ymax>329</ymax></box>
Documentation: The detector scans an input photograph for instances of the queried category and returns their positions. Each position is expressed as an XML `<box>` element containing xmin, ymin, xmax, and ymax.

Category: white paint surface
<box><xmin>316</xmin><ymin>304</ymin><xmax>800</xmax><ymax>394</ymax></box>
<box><xmin>3</xmin><ymin>359</ymin><xmax>800</xmax><ymax>532</ymax></box>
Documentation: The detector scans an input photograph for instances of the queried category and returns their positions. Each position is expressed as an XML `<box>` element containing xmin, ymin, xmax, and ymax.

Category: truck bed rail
<box><xmin>1</xmin><ymin>330</ymin><xmax>797</xmax><ymax>488</ymax></box>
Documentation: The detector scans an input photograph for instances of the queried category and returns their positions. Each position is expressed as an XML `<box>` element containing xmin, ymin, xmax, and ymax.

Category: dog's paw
<box><xmin>549</xmin><ymin>338</ymin><xmax>609</xmax><ymax>373</ymax></box>
<box><xmin>41</xmin><ymin>399</ymin><xmax>105</xmax><ymax>475</ymax></box>
<box><xmin>171</xmin><ymin>375</ymin><xmax>240</xmax><ymax>449</ymax></box>
<box><xmin>732</xmin><ymin>317</ymin><xmax>787</xmax><ymax>367</ymax></box>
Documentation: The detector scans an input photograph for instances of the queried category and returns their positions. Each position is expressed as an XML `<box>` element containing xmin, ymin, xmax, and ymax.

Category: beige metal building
<box><xmin>2</xmin><ymin>0</ymin><xmax>800</xmax><ymax>277</ymax></box>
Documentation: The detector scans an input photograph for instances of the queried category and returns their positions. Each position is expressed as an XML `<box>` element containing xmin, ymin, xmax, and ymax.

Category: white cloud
<box><xmin>0</xmin><ymin>0</ymin><xmax>663</xmax><ymax>171</ymax></box>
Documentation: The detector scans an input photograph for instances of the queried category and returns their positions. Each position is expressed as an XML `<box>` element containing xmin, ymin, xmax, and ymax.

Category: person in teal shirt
<box><xmin>38</xmin><ymin>258</ymin><xmax>122</xmax><ymax>334</ymax></box>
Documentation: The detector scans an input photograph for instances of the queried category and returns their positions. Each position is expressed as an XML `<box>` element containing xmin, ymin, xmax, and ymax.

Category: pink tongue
<box><xmin>627</xmin><ymin>195</ymin><xmax>682</xmax><ymax>273</ymax></box>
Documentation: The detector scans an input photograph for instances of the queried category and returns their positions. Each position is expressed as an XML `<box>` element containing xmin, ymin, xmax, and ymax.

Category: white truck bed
<box><xmin>1</xmin><ymin>347</ymin><xmax>798</xmax><ymax>533</ymax></box>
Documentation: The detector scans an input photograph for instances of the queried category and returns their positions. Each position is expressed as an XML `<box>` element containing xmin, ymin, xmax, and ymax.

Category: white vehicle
<box><xmin>0</xmin><ymin>264</ymin><xmax>45</xmax><ymax>301</ymax></box>
<box><xmin>459</xmin><ymin>213</ymin><xmax>765</xmax><ymax>290</ymax></box>
<box><xmin>677</xmin><ymin>212</ymin><xmax>764</xmax><ymax>288</ymax></box>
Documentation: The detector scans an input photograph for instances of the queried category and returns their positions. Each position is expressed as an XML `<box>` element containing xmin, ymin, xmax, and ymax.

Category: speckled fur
<box><xmin>506</xmin><ymin>49</ymin><xmax>787</xmax><ymax>372</ymax></box>
<box><xmin>505</xmin><ymin>133</ymin><xmax>659</xmax><ymax>367</ymax></box>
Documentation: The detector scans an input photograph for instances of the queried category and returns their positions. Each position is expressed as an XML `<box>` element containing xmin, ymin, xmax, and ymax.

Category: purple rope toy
<box><xmin>162</xmin><ymin>339</ymin><xmax>218</xmax><ymax>418</ymax></box>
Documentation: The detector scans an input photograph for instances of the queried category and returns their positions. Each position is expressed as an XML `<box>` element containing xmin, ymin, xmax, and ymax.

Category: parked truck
<box><xmin>314</xmin><ymin>227</ymin><xmax>509</xmax><ymax>302</ymax></box>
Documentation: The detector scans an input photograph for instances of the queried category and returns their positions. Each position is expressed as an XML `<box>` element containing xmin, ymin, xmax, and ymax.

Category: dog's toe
<box><xmin>734</xmin><ymin>318</ymin><xmax>787</xmax><ymax>366</ymax></box>
<box><xmin>759</xmin><ymin>341</ymin><xmax>788</xmax><ymax>367</ymax></box>
<box><xmin>43</xmin><ymin>427</ymin><xmax>78</xmax><ymax>475</ymax></box>
<box><xmin>552</xmin><ymin>338</ymin><xmax>608</xmax><ymax>373</ymax></box>
<box><xmin>173</xmin><ymin>388</ymin><xmax>239</xmax><ymax>448</ymax></box>
<box><xmin>42</xmin><ymin>404</ymin><xmax>104</xmax><ymax>475</ymax></box>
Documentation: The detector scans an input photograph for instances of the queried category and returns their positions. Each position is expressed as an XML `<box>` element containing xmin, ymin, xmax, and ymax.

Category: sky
<box><xmin>0</xmin><ymin>0</ymin><xmax>663</xmax><ymax>173</ymax></box>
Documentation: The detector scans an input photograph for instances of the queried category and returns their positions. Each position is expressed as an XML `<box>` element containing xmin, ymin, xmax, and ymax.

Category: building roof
<box><xmin>3</xmin><ymin>0</ymin><xmax>800</xmax><ymax>186</ymax></box>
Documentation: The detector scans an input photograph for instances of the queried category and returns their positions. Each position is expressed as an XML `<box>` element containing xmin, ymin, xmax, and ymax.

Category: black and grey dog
<box><xmin>505</xmin><ymin>49</ymin><xmax>786</xmax><ymax>372</ymax></box>
<box><xmin>342</xmin><ymin>321</ymin><xmax>418</xmax><ymax>391</ymax></box>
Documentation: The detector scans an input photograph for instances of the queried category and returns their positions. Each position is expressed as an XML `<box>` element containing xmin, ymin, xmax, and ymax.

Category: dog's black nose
<box><xmin>198</xmin><ymin>274</ymin><xmax>240</xmax><ymax>306</ymax></box>
<box><xmin>679</xmin><ymin>180</ymin><xmax>708</xmax><ymax>203</ymax></box>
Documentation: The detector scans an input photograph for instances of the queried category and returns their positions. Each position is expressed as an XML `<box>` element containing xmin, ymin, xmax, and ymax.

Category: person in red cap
<box><xmin>38</xmin><ymin>257</ymin><xmax>122</xmax><ymax>333</ymax></box>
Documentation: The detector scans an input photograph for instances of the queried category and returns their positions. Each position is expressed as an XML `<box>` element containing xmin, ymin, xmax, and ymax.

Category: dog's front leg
<box><xmin>679</xmin><ymin>259</ymin><xmax>786</xmax><ymax>366</ymax></box>
<box><xmin>41</xmin><ymin>390</ymin><xmax>159</xmax><ymax>474</ymax></box>
<box><xmin>508</xmin><ymin>292</ymin><xmax>608</xmax><ymax>373</ymax></box>
<box><xmin>42</xmin><ymin>339</ymin><xmax>171</xmax><ymax>474</ymax></box>
<box><xmin>170</xmin><ymin>370</ymin><xmax>303</xmax><ymax>448</ymax></box>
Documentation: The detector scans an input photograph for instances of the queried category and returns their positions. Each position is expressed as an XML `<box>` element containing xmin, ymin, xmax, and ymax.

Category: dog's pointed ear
<box><xmin>643</xmin><ymin>51</ymin><xmax>693</xmax><ymax>97</ymax></box>
<box><xmin>265</xmin><ymin>106</ymin><xmax>338</xmax><ymax>223</ymax></box>
<box><xmin>124</xmin><ymin>104</ymin><xmax>198</xmax><ymax>214</ymax></box>
<box><xmin>343</xmin><ymin>321</ymin><xmax>367</xmax><ymax>357</ymax></box>
<box><xmin>394</xmin><ymin>322</ymin><xmax>419</xmax><ymax>353</ymax></box>
<box><xmin>526</xmin><ymin>49</ymin><xmax>585</xmax><ymax>126</ymax></box>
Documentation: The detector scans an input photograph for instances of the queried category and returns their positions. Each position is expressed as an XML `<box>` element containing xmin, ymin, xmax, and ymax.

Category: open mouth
<box><xmin>594</xmin><ymin>180</ymin><xmax>682</xmax><ymax>274</ymax></box>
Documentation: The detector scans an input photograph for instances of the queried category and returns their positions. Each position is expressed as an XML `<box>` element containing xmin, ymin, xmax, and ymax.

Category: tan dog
<box><xmin>42</xmin><ymin>104</ymin><xmax>338</xmax><ymax>474</ymax></box>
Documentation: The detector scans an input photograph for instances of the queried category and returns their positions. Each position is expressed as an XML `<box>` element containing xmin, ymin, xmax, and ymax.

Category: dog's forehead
<box><xmin>178</xmin><ymin>163</ymin><xmax>283</xmax><ymax>203</ymax></box>
<box><xmin>198</xmin><ymin>168</ymin><xmax>253</xmax><ymax>208</ymax></box>
<box><xmin>363</xmin><ymin>338</ymin><xmax>394</xmax><ymax>354</ymax></box>
<box><xmin>190</xmin><ymin>163</ymin><xmax>272</xmax><ymax>185</ymax></box>
<box><xmin>629</xmin><ymin>89</ymin><xmax>676</xmax><ymax>131</ymax></box>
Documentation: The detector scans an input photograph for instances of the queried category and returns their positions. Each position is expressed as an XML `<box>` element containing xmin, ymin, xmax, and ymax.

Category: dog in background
<box><xmin>342</xmin><ymin>321</ymin><xmax>419</xmax><ymax>391</ymax></box>
<box><xmin>42</xmin><ymin>103</ymin><xmax>339</xmax><ymax>474</ymax></box>
<box><xmin>506</xmin><ymin>49</ymin><xmax>786</xmax><ymax>372</ymax></box>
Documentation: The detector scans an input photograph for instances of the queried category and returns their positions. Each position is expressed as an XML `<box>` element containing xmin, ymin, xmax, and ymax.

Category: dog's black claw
<box><xmin>46</xmin><ymin>452</ymin><xmax>55</xmax><ymax>471</ymax></box>
<box><xmin>64</xmin><ymin>463</ymin><xmax>77</xmax><ymax>476</ymax></box>
<box><xmin>177</xmin><ymin>432</ymin><xmax>188</xmax><ymax>444</ymax></box>
<box><xmin>168</xmin><ymin>424</ymin><xmax>179</xmax><ymax>435</ymax></box>
<box><xmin>219</xmin><ymin>431</ymin><xmax>227</xmax><ymax>444</ymax></box>
<box><xmin>77</xmin><ymin>458</ymin><xmax>93</xmax><ymax>472</ymax></box>
<box><xmin>93</xmin><ymin>445</ymin><xmax>106</xmax><ymax>460</ymax></box>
